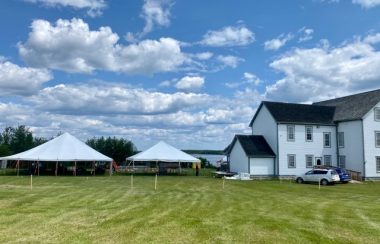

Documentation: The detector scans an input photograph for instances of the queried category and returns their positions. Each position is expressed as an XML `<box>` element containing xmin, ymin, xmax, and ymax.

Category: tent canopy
<box><xmin>0</xmin><ymin>132</ymin><xmax>112</xmax><ymax>162</ymax></box>
<box><xmin>127</xmin><ymin>141</ymin><xmax>200</xmax><ymax>163</ymax></box>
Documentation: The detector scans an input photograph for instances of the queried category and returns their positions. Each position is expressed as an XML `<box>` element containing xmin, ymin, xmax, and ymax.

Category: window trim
<box><xmin>376</xmin><ymin>156</ymin><xmax>380</xmax><ymax>173</ymax></box>
<box><xmin>338</xmin><ymin>132</ymin><xmax>345</xmax><ymax>148</ymax></box>
<box><xmin>324</xmin><ymin>155</ymin><xmax>332</xmax><ymax>166</ymax></box>
<box><xmin>323</xmin><ymin>132</ymin><xmax>331</xmax><ymax>148</ymax></box>
<box><xmin>374</xmin><ymin>108</ymin><xmax>380</xmax><ymax>122</ymax></box>
<box><xmin>288</xmin><ymin>154</ymin><xmax>296</xmax><ymax>168</ymax></box>
<box><xmin>339</xmin><ymin>155</ymin><xmax>346</xmax><ymax>169</ymax></box>
<box><xmin>287</xmin><ymin>125</ymin><xmax>295</xmax><ymax>142</ymax></box>
<box><xmin>305</xmin><ymin>154</ymin><xmax>314</xmax><ymax>168</ymax></box>
<box><xmin>305</xmin><ymin>125</ymin><xmax>313</xmax><ymax>142</ymax></box>
<box><xmin>375</xmin><ymin>131</ymin><xmax>380</xmax><ymax>148</ymax></box>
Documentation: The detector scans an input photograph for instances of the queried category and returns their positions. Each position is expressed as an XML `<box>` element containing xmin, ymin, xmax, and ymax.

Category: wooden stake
<box><xmin>30</xmin><ymin>174</ymin><xmax>33</xmax><ymax>190</ymax></box>
<box><xmin>319</xmin><ymin>178</ymin><xmax>321</xmax><ymax>190</ymax></box>
<box><xmin>131</xmin><ymin>174</ymin><xmax>133</xmax><ymax>190</ymax></box>
<box><xmin>222</xmin><ymin>177</ymin><xmax>225</xmax><ymax>189</ymax></box>
<box><xmin>155</xmin><ymin>174</ymin><xmax>157</xmax><ymax>190</ymax></box>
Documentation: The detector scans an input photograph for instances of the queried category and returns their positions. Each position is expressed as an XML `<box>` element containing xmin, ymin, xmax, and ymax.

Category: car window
<box><xmin>330</xmin><ymin>170</ymin><xmax>338</xmax><ymax>175</ymax></box>
<box><xmin>305</xmin><ymin>170</ymin><xmax>313</xmax><ymax>175</ymax></box>
<box><xmin>314</xmin><ymin>170</ymin><xmax>327</xmax><ymax>175</ymax></box>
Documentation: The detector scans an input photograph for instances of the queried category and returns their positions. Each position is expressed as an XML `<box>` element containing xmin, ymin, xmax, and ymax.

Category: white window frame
<box><xmin>324</xmin><ymin>155</ymin><xmax>332</xmax><ymax>166</ymax></box>
<box><xmin>339</xmin><ymin>155</ymin><xmax>346</xmax><ymax>169</ymax></box>
<box><xmin>323</xmin><ymin>132</ymin><xmax>331</xmax><ymax>148</ymax></box>
<box><xmin>376</xmin><ymin>131</ymin><xmax>380</xmax><ymax>148</ymax></box>
<box><xmin>338</xmin><ymin>132</ymin><xmax>344</xmax><ymax>148</ymax></box>
<box><xmin>305</xmin><ymin>126</ymin><xmax>313</xmax><ymax>142</ymax></box>
<box><xmin>376</xmin><ymin>157</ymin><xmax>380</xmax><ymax>173</ymax></box>
<box><xmin>287</xmin><ymin>125</ymin><xmax>295</xmax><ymax>141</ymax></box>
<box><xmin>288</xmin><ymin>154</ymin><xmax>296</xmax><ymax>168</ymax></box>
<box><xmin>306</xmin><ymin>155</ymin><xmax>314</xmax><ymax>168</ymax></box>
<box><xmin>375</xmin><ymin>108</ymin><xmax>380</xmax><ymax>121</ymax></box>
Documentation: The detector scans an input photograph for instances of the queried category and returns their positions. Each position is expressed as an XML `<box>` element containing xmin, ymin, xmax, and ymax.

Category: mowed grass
<box><xmin>0</xmin><ymin>174</ymin><xmax>380</xmax><ymax>243</ymax></box>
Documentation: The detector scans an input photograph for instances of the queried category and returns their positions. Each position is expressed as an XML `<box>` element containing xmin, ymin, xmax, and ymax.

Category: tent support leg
<box><xmin>17</xmin><ymin>160</ymin><xmax>19</xmax><ymax>177</ymax></box>
<box><xmin>37</xmin><ymin>161</ymin><xmax>39</xmax><ymax>176</ymax></box>
<box><xmin>93</xmin><ymin>161</ymin><xmax>95</xmax><ymax>176</ymax></box>
<box><xmin>179</xmin><ymin>161</ymin><xmax>182</xmax><ymax>175</ymax></box>
<box><xmin>109</xmin><ymin>161</ymin><xmax>112</xmax><ymax>176</ymax></box>
<box><xmin>74</xmin><ymin>161</ymin><xmax>77</xmax><ymax>176</ymax></box>
<box><xmin>55</xmin><ymin>161</ymin><xmax>58</xmax><ymax>176</ymax></box>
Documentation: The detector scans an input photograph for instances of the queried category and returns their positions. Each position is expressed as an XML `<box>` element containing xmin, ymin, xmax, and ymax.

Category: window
<box><xmin>338</xmin><ymin>132</ymin><xmax>344</xmax><ymax>148</ymax></box>
<box><xmin>287</xmin><ymin>125</ymin><xmax>295</xmax><ymax>141</ymax></box>
<box><xmin>376</xmin><ymin>131</ymin><xmax>380</xmax><ymax>147</ymax></box>
<box><xmin>324</xmin><ymin>155</ymin><xmax>332</xmax><ymax>166</ymax></box>
<box><xmin>375</xmin><ymin>108</ymin><xmax>380</xmax><ymax>121</ymax></box>
<box><xmin>377</xmin><ymin>157</ymin><xmax>380</xmax><ymax>173</ymax></box>
<box><xmin>288</xmin><ymin>154</ymin><xmax>296</xmax><ymax>168</ymax></box>
<box><xmin>306</xmin><ymin>155</ymin><xmax>313</xmax><ymax>168</ymax></box>
<box><xmin>323</xmin><ymin>132</ymin><xmax>331</xmax><ymax>148</ymax></box>
<box><xmin>305</xmin><ymin>126</ymin><xmax>313</xmax><ymax>142</ymax></box>
<box><xmin>339</xmin><ymin>155</ymin><xmax>346</xmax><ymax>169</ymax></box>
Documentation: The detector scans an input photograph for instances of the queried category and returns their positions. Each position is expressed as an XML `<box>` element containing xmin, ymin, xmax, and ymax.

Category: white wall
<box><xmin>278</xmin><ymin>124</ymin><xmax>337</xmax><ymax>176</ymax></box>
<box><xmin>337</xmin><ymin>120</ymin><xmax>364</xmax><ymax>172</ymax></box>
<box><xmin>251</xmin><ymin>105</ymin><xmax>278</xmax><ymax>171</ymax></box>
<box><xmin>362</xmin><ymin>102</ymin><xmax>380</xmax><ymax>178</ymax></box>
<box><xmin>250</xmin><ymin>158</ymin><xmax>274</xmax><ymax>175</ymax></box>
<box><xmin>229</xmin><ymin>140</ymin><xmax>248</xmax><ymax>173</ymax></box>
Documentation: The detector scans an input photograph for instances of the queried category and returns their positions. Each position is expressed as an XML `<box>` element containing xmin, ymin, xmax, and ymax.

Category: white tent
<box><xmin>0</xmin><ymin>132</ymin><xmax>113</xmax><ymax>176</ymax></box>
<box><xmin>127</xmin><ymin>141</ymin><xmax>200</xmax><ymax>163</ymax></box>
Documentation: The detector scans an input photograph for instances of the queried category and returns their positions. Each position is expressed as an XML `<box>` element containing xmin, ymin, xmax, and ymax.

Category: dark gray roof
<box><xmin>226</xmin><ymin>135</ymin><xmax>275</xmax><ymax>157</ymax></box>
<box><xmin>314</xmin><ymin>89</ymin><xmax>380</xmax><ymax>121</ymax></box>
<box><xmin>249</xmin><ymin>101</ymin><xmax>336</xmax><ymax>126</ymax></box>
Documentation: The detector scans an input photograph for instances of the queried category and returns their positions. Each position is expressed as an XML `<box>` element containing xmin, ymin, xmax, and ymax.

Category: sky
<box><xmin>1</xmin><ymin>0</ymin><xmax>380</xmax><ymax>150</ymax></box>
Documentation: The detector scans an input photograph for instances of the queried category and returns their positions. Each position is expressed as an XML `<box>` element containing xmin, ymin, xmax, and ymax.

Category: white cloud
<box><xmin>200</xmin><ymin>26</ymin><xmax>255</xmax><ymax>47</ymax></box>
<box><xmin>225</xmin><ymin>72</ymin><xmax>262</xmax><ymax>88</ymax></box>
<box><xmin>264</xmin><ymin>33</ymin><xmax>293</xmax><ymax>51</ymax></box>
<box><xmin>25</xmin><ymin>0</ymin><xmax>107</xmax><ymax>17</ymax></box>
<box><xmin>352</xmin><ymin>0</ymin><xmax>380</xmax><ymax>8</ymax></box>
<box><xmin>175</xmin><ymin>76</ymin><xmax>205</xmax><ymax>91</ymax></box>
<box><xmin>126</xmin><ymin>0</ymin><xmax>174</xmax><ymax>41</ymax></box>
<box><xmin>194</xmin><ymin>52</ymin><xmax>214</xmax><ymax>60</ymax></box>
<box><xmin>298</xmin><ymin>27</ymin><xmax>314</xmax><ymax>42</ymax></box>
<box><xmin>266</xmin><ymin>33</ymin><xmax>380</xmax><ymax>102</ymax></box>
<box><xmin>18</xmin><ymin>18</ymin><xmax>187</xmax><ymax>75</ymax></box>
<box><xmin>216</xmin><ymin>55</ymin><xmax>244</xmax><ymax>68</ymax></box>
<box><xmin>0</xmin><ymin>60</ymin><xmax>52</xmax><ymax>96</ymax></box>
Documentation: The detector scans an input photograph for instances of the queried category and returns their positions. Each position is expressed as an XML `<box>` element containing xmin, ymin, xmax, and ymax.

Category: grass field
<box><xmin>0</xmin><ymin>174</ymin><xmax>380</xmax><ymax>243</ymax></box>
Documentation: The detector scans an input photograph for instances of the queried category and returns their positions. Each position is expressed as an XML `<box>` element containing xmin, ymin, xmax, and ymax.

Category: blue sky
<box><xmin>1</xmin><ymin>0</ymin><xmax>380</xmax><ymax>150</ymax></box>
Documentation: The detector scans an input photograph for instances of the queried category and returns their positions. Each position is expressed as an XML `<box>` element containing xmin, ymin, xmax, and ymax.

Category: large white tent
<box><xmin>127</xmin><ymin>141</ymin><xmax>200</xmax><ymax>163</ymax></box>
<box><xmin>0</xmin><ymin>132</ymin><xmax>113</xmax><ymax>176</ymax></box>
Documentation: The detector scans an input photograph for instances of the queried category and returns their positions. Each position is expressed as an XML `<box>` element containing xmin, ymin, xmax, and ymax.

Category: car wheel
<box><xmin>296</xmin><ymin>177</ymin><xmax>304</xmax><ymax>184</ymax></box>
<box><xmin>320</xmin><ymin>179</ymin><xmax>328</xmax><ymax>186</ymax></box>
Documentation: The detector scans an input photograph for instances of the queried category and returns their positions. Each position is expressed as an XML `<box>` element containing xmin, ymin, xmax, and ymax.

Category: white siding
<box><xmin>250</xmin><ymin>158</ymin><xmax>274</xmax><ymax>175</ymax></box>
<box><xmin>278</xmin><ymin>124</ymin><xmax>337</xmax><ymax>176</ymax></box>
<box><xmin>362</xmin><ymin>102</ymin><xmax>380</xmax><ymax>178</ymax></box>
<box><xmin>251</xmin><ymin>105</ymin><xmax>278</xmax><ymax>171</ymax></box>
<box><xmin>229</xmin><ymin>140</ymin><xmax>248</xmax><ymax>173</ymax></box>
<box><xmin>337</xmin><ymin>120</ymin><xmax>364</xmax><ymax>172</ymax></box>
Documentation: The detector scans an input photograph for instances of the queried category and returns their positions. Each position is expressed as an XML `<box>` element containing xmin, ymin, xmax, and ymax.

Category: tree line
<box><xmin>0</xmin><ymin>125</ymin><xmax>136</xmax><ymax>164</ymax></box>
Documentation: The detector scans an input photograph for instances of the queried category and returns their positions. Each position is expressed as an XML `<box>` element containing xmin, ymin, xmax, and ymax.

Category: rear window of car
<box><xmin>330</xmin><ymin>170</ymin><xmax>338</xmax><ymax>175</ymax></box>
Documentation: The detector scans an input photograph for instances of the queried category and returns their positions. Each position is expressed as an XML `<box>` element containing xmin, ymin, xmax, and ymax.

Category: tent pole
<box><xmin>55</xmin><ymin>161</ymin><xmax>58</xmax><ymax>176</ymax></box>
<box><xmin>17</xmin><ymin>160</ymin><xmax>20</xmax><ymax>176</ymax></box>
<box><xmin>179</xmin><ymin>161</ymin><xmax>182</xmax><ymax>175</ymax></box>
<box><xmin>109</xmin><ymin>161</ymin><xmax>112</xmax><ymax>176</ymax></box>
<box><xmin>37</xmin><ymin>161</ymin><xmax>40</xmax><ymax>176</ymax></box>
<box><xmin>74</xmin><ymin>161</ymin><xmax>77</xmax><ymax>176</ymax></box>
<box><xmin>93</xmin><ymin>161</ymin><xmax>95</xmax><ymax>176</ymax></box>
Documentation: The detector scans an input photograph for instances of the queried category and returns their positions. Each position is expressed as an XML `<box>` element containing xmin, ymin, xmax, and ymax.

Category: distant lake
<box><xmin>191</xmin><ymin>154</ymin><xmax>225</xmax><ymax>166</ymax></box>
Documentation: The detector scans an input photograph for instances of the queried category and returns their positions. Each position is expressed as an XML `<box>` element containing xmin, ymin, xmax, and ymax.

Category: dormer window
<box><xmin>375</xmin><ymin>108</ymin><xmax>380</xmax><ymax>121</ymax></box>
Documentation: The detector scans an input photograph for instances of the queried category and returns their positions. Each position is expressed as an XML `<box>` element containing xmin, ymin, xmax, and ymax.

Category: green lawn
<box><xmin>0</xmin><ymin>174</ymin><xmax>380</xmax><ymax>243</ymax></box>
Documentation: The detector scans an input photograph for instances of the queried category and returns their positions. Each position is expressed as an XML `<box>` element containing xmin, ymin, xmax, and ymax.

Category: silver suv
<box><xmin>295</xmin><ymin>169</ymin><xmax>340</xmax><ymax>185</ymax></box>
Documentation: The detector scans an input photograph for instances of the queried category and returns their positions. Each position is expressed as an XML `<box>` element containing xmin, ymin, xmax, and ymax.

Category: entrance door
<box><xmin>315</xmin><ymin>157</ymin><xmax>322</xmax><ymax>166</ymax></box>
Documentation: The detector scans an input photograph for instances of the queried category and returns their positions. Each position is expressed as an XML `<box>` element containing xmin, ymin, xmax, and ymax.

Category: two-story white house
<box><xmin>226</xmin><ymin>89</ymin><xmax>380</xmax><ymax>180</ymax></box>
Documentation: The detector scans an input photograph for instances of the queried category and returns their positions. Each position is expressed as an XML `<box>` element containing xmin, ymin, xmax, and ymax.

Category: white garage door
<box><xmin>250</xmin><ymin>158</ymin><xmax>274</xmax><ymax>175</ymax></box>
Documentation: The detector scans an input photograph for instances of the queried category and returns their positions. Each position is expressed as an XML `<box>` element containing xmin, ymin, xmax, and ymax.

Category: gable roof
<box><xmin>313</xmin><ymin>89</ymin><xmax>380</xmax><ymax>121</ymax></box>
<box><xmin>249</xmin><ymin>101</ymin><xmax>336</xmax><ymax>126</ymax></box>
<box><xmin>226</xmin><ymin>135</ymin><xmax>275</xmax><ymax>157</ymax></box>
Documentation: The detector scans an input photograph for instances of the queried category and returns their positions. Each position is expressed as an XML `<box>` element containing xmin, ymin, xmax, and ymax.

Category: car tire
<box><xmin>320</xmin><ymin>179</ymin><xmax>328</xmax><ymax>186</ymax></box>
<box><xmin>296</xmin><ymin>177</ymin><xmax>304</xmax><ymax>184</ymax></box>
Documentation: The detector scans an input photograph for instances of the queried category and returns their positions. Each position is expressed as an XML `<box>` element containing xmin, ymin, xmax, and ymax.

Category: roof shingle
<box><xmin>227</xmin><ymin>135</ymin><xmax>275</xmax><ymax>157</ymax></box>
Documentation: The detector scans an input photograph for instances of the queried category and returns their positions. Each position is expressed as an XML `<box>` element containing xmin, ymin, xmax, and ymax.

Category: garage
<box><xmin>250</xmin><ymin>158</ymin><xmax>274</xmax><ymax>176</ymax></box>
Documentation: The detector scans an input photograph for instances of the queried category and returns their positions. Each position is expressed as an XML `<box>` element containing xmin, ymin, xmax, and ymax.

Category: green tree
<box><xmin>86</xmin><ymin>136</ymin><xmax>136</xmax><ymax>164</ymax></box>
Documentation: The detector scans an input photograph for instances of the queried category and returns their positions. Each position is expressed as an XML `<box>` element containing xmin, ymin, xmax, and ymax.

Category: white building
<box><xmin>226</xmin><ymin>89</ymin><xmax>380</xmax><ymax>180</ymax></box>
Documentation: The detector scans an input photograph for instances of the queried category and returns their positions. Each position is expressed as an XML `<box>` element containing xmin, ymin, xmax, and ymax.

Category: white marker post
<box><xmin>222</xmin><ymin>177</ymin><xmax>225</xmax><ymax>189</ymax></box>
<box><xmin>155</xmin><ymin>174</ymin><xmax>158</xmax><ymax>190</ymax></box>
<box><xmin>30</xmin><ymin>174</ymin><xmax>33</xmax><ymax>190</ymax></box>
<box><xmin>131</xmin><ymin>174</ymin><xmax>134</xmax><ymax>190</ymax></box>
<box><xmin>319</xmin><ymin>178</ymin><xmax>321</xmax><ymax>190</ymax></box>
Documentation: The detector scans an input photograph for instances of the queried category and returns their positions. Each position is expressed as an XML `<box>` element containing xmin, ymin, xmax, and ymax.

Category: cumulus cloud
<box><xmin>175</xmin><ymin>76</ymin><xmax>205</xmax><ymax>91</ymax></box>
<box><xmin>266</xmin><ymin>33</ymin><xmax>380</xmax><ymax>102</ymax></box>
<box><xmin>352</xmin><ymin>0</ymin><xmax>380</xmax><ymax>8</ymax></box>
<box><xmin>225</xmin><ymin>72</ymin><xmax>262</xmax><ymax>88</ymax></box>
<box><xmin>25</xmin><ymin>0</ymin><xmax>107</xmax><ymax>17</ymax></box>
<box><xmin>264</xmin><ymin>33</ymin><xmax>293</xmax><ymax>51</ymax></box>
<box><xmin>18</xmin><ymin>18</ymin><xmax>187</xmax><ymax>75</ymax></box>
<box><xmin>200</xmin><ymin>26</ymin><xmax>255</xmax><ymax>47</ymax></box>
<box><xmin>0</xmin><ymin>59</ymin><xmax>52</xmax><ymax>96</ymax></box>
<box><xmin>298</xmin><ymin>27</ymin><xmax>314</xmax><ymax>42</ymax></box>
<box><xmin>216</xmin><ymin>55</ymin><xmax>244</xmax><ymax>68</ymax></box>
